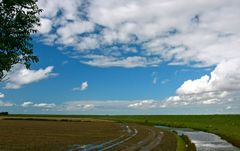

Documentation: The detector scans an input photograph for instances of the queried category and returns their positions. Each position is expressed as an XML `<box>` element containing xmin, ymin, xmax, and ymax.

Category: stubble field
<box><xmin>0</xmin><ymin>117</ymin><xmax>177</xmax><ymax>151</ymax></box>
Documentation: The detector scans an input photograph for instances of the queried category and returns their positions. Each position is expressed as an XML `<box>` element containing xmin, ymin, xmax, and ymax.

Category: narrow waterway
<box><xmin>156</xmin><ymin>125</ymin><xmax>240</xmax><ymax>151</ymax></box>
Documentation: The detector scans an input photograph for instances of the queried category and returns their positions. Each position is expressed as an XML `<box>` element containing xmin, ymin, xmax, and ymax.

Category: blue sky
<box><xmin>1</xmin><ymin>0</ymin><xmax>240</xmax><ymax>114</ymax></box>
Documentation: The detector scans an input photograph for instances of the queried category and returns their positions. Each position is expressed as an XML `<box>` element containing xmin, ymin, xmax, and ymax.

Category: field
<box><xmin>0</xmin><ymin>116</ymin><xmax>177</xmax><ymax>151</ymax></box>
<box><xmin>0</xmin><ymin>119</ymin><xmax>123</xmax><ymax>151</ymax></box>
<box><xmin>2</xmin><ymin>114</ymin><xmax>239</xmax><ymax>150</ymax></box>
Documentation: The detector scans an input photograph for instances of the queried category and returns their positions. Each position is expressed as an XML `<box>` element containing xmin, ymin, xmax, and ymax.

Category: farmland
<box><xmin>0</xmin><ymin>119</ymin><xmax>123</xmax><ymax>151</ymax></box>
<box><xmin>0</xmin><ymin>116</ymin><xmax>177</xmax><ymax>151</ymax></box>
<box><xmin>1</xmin><ymin>114</ymin><xmax>239</xmax><ymax>150</ymax></box>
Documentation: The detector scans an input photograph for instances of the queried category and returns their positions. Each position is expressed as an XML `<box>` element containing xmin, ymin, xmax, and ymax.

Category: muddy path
<box><xmin>67</xmin><ymin>123</ymin><xmax>176</xmax><ymax>151</ymax></box>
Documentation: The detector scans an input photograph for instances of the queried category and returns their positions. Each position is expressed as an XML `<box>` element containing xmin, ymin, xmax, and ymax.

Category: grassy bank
<box><xmin>175</xmin><ymin>133</ymin><xmax>185</xmax><ymax>151</ymax></box>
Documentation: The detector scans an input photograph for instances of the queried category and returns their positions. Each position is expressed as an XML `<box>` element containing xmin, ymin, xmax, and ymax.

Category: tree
<box><xmin>0</xmin><ymin>112</ymin><xmax>8</xmax><ymax>115</ymax></box>
<box><xmin>0</xmin><ymin>0</ymin><xmax>42</xmax><ymax>80</ymax></box>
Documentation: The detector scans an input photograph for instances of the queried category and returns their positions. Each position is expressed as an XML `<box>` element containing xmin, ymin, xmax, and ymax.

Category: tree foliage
<box><xmin>0</xmin><ymin>0</ymin><xmax>42</xmax><ymax>80</ymax></box>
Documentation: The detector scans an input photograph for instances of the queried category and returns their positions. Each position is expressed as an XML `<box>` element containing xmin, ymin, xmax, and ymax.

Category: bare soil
<box><xmin>0</xmin><ymin>118</ymin><xmax>177</xmax><ymax>151</ymax></box>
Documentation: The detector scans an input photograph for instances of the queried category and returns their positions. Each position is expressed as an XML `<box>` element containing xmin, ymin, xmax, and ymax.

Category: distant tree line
<box><xmin>0</xmin><ymin>112</ymin><xmax>8</xmax><ymax>115</ymax></box>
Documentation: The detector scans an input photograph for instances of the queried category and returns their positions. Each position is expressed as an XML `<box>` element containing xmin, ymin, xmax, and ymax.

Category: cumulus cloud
<box><xmin>158</xmin><ymin>59</ymin><xmax>240</xmax><ymax>107</ymax></box>
<box><xmin>73</xmin><ymin>81</ymin><xmax>88</xmax><ymax>91</ymax></box>
<box><xmin>36</xmin><ymin>0</ymin><xmax>240</xmax><ymax>68</ymax></box>
<box><xmin>0</xmin><ymin>100</ymin><xmax>15</xmax><ymax>107</ymax></box>
<box><xmin>177</xmin><ymin>59</ymin><xmax>240</xmax><ymax>95</ymax></box>
<box><xmin>96</xmin><ymin>60</ymin><xmax>239</xmax><ymax>109</ymax></box>
<box><xmin>4</xmin><ymin>64</ymin><xmax>57</xmax><ymax>89</ymax></box>
<box><xmin>37</xmin><ymin>18</ymin><xmax>53</xmax><ymax>34</ymax></box>
<box><xmin>0</xmin><ymin>92</ymin><xmax>5</xmax><ymax>99</ymax></box>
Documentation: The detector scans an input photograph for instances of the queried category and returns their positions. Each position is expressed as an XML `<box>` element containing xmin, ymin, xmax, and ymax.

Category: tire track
<box><xmin>67</xmin><ymin>124</ymin><xmax>138</xmax><ymax>151</ymax></box>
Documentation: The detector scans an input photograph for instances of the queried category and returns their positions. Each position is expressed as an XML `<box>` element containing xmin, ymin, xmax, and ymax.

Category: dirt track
<box><xmin>112</xmin><ymin>124</ymin><xmax>176</xmax><ymax>151</ymax></box>
<box><xmin>68</xmin><ymin>123</ymin><xmax>176</xmax><ymax>151</ymax></box>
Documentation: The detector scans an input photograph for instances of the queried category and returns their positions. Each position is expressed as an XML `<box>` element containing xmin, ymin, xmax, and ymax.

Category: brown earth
<box><xmin>112</xmin><ymin>124</ymin><xmax>177</xmax><ymax>151</ymax></box>
<box><xmin>0</xmin><ymin>119</ymin><xmax>123</xmax><ymax>151</ymax></box>
<box><xmin>0</xmin><ymin>118</ymin><xmax>176</xmax><ymax>151</ymax></box>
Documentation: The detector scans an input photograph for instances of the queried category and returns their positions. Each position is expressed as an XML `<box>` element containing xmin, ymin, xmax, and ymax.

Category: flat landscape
<box><xmin>93</xmin><ymin>115</ymin><xmax>240</xmax><ymax>148</ymax></box>
<box><xmin>0</xmin><ymin>116</ymin><xmax>177</xmax><ymax>151</ymax></box>
<box><xmin>1</xmin><ymin>114</ymin><xmax>239</xmax><ymax>150</ymax></box>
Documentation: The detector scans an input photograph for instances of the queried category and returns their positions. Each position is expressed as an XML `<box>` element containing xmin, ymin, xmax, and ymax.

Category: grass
<box><xmin>175</xmin><ymin>133</ymin><xmax>185</xmax><ymax>151</ymax></box>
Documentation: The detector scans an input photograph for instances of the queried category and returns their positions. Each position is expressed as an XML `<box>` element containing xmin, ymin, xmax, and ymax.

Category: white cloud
<box><xmin>37</xmin><ymin>18</ymin><xmax>53</xmax><ymax>34</ymax></box>
<box><xmin>4</xmin><ymin>64</ymin><xmax>56</xmax><ymax>89</ymax></box>
<box><xmin>163</xmin><ymin>91</ymin><xmax>227</xmax><ymax>106</ymax></box>
<box><xmin>21</xmin><ymin>0</ymin><xmax>240</xmax><ymax>113</ymax></box>
<box><xmin>37</xmin><ymin>0</ymin><xmax>240</xmax><ymax>68</ymax></box>
<box><xmin>4</xmin><ymin>98</ymin><xmax>237</xmax><ymax>114</ymax></box>
<box><xmin>62</xmin><ymin>101</ymin><xmax>96</xmax><ymax>111</ymax></box>
<box><xmin>82</xmin><ymin>104</ymin><xmax>95</xmax><ymax>109</ymax></box>
<box><xmin>21</xmin><ymin>101</ymin><xmax>34</xmax><ymax>107</ymax></box>
<box><xmin>56</xmin><ymin>21</ymin><xmax>95</xmax><ymax>46</ymax></box>
<box><xmin>177</xmin><ymin>75</ymin><xmax>211</xmax><ymax>95</ymax></box>
<box><xmin>37</xmin><ymin>0</ymin><xmax>82</xmax><ymax>19</ymax></box>
<box><xmin>128</xmin><ymin>100</ymin><xmax>157</xmax><ymax>109</ymax></box>
<box><xmin>202</xmin><ymin>99</ymin><xmax>219</xmax><ymax>105</ymax></box>
<box><xmin>177</xmin><ymin>59</ymin><xmax>240</xmax><ymax>95</ymax></box>
<box><xmin>60</xmin><ymin>98</ymin><xmax>239</xmax><ymax>114</ymax></box>
<box><xmin>225</xmin><ymin>106</ymin><xmax>232</xmax><ymax>110</ymax></box>
<box><xmin>0</xmin><ymin>100</ymin><xmax>15</xmax><ymax>107</ymax></box>
<box><xmin>73</xmin><ymin>81</ymin><xmax>88</xmax><ymax>91</ymax></box>
<box><xmin>0</xmin><ymin>92</ymin><xmax>5</xmax><ymax>99</ymax></box>
<box><xmin>33</xmin><ymin>103</ymin><xmax>56</xmax><ymax>108</ymax></box>
<box><xmin>157</xmin><ymin>59</ymin><xmax>240</xmax><ymax>107</ymax></box>
<box><xmin>80</xmin><ymin>81</ymin><xmax>88</xmax><ymax>91</ymax></box>
<box><xmin>21</xmin><ymin>101</ymin><xmax>56</xmax><ymax>108</ymax></box>
<box><xmin>82</xmin><ymin>55</ymin><xmax>161</xmax><ymax>68</ymax></box>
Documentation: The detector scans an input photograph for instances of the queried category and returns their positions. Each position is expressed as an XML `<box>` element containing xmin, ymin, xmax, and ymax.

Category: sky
<box><xmin>1</xmin><ymin>0</ymin><xmax>240</xmax><ymax>114</ymax></box>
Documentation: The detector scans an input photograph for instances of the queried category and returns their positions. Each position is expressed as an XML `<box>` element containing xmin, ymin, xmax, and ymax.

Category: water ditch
<box><xmin>156</xmin><ymin>125</ymin><xmax>240</xmax><ymax>151</ymax></box>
